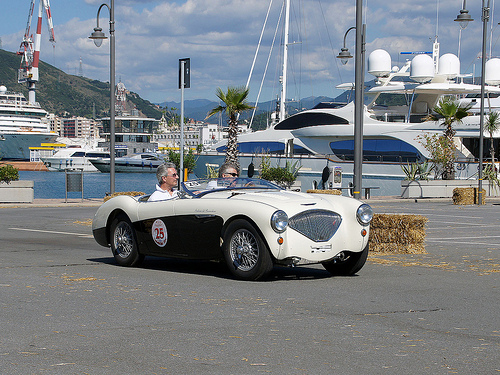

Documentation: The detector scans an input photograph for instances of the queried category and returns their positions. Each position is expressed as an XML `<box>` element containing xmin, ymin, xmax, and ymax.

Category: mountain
<box><xmin>159</xmin><ymin>95</ymin><xmax>339</xmax><ymax>123</ymax></box>
<box><xmin>0</xmin><ymin>48</ymin><xmax>162</xmax><ymax>119</ymax></box>
<box><xmin>1</xmin><ymin>48</ymin><xmax>345</xmax><ymax>123</ymax></box>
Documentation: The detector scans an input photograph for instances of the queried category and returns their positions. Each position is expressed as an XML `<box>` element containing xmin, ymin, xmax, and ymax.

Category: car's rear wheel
<box><xmin>110</xmin><ymin>215</ymin><xmax>144</xmax><ymax>266</ymax></box>
<box><xmin>322</xmin><ymin>244</ymin><xmax>369</xmax><ymax>276</ymax></box>
<box><xmin>222</xmin><ymin>219</ymin><xmax>273</xmax><ymax>281</ymax></box>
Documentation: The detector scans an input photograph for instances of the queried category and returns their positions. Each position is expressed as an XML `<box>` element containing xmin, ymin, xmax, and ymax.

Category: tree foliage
<box><xmin>417</xmin><ymin>133</ymin><xmax>455</xmax><ymax>180</ymax></box>
<box><xmin>206</xmin><ymin>86</ymin><xmax>254</xmax><ymax>166</ymax></box>
<box><xmin>0</xmin><ymin>164</ymin><xmax>20</xmax><ymax>183</ymax></box>
<box><xmin>167</xmin><ymin>149</ymin><xmax>196</xmax><ymax>173</ymax></box>
<box><xmin>425</xmin><ymin>97</ymin><xmax>472</xmax><ymax>179</ymax></box>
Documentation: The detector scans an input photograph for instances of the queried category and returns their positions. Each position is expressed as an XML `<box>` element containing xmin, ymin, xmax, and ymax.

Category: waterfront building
<box><xmin>61</xmin><ymin>117</ymin><xmax>98</xmax><ymax>138</ymax></box>
<box><xmin>154</xmin><ymin>122</ymin><xmax>250</xmax><ymax>151</ymax></box>
<box><xmin>98</xmin><ymin>116</ymin><xmax>160</xmax><ymax>155</ymax></box>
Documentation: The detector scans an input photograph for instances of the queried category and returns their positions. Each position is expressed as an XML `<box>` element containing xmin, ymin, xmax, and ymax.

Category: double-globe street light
<box><xmin>337</xmin><ymin>0</ymin><xmax>365</xmax><ymax>200</ymax></box>
<box><xmin>454</xmin><ymin>0</ymin><xmax>488</xmax><ymax>205</ymax></box>
<box><xmin>89</xmin><ymin>0</ymin><xmax>115</xmax><ymax>194</ymax></box>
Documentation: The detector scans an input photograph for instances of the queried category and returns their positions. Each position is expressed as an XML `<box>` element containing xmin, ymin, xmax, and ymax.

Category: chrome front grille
<box><xmin>289</xmin><ymin>209</ymin><xmax>341</xmax><ymax>242</ymax></box>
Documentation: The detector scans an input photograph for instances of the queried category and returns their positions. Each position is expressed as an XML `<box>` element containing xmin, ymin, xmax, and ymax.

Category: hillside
<box><xmin>0</xmin><ymin>48</ymin><xmax>162</xmax><ymax>119</ymax></box>
<box><xmin>160</xmin><ymin>95</ymin><xmax>338</xmax><ymax>125</ymax></box>
<box><xmin>1</xmin><ymin>48</ymin><xmax>346</xmax><ymax>124</ymax></box>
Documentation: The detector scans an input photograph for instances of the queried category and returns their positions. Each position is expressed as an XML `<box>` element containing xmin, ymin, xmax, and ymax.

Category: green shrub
<box><xmin>0</xmin><ymin>165</ymin><xmax>20</xmax><ymax>183</ymax></box>
<box><xmin>168</xmin><ymin>149</ymin><xmax>196</xmax><ymax>173</ymax></box>
<box><xmin>259</xmin><ymin>156</ymin><xmax>300</xmax><ymax>188</ymax></box>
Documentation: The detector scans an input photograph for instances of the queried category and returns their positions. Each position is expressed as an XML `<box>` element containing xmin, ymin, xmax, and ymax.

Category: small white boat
<box><xmin>90</xmin><ymin>152</ymin><xmax>166</xmax><ymax>173</ymax></box>
<box><xmin>41</xmin><ymin>147</ymin><xmax>110</xmax><ymax>172</ymax></box>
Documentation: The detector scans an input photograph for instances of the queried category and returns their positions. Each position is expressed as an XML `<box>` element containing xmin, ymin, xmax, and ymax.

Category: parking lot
<box><xmin>0</xmin><ymin>200</ymin><xmax>499</xmax><ymax>374</ymax></box>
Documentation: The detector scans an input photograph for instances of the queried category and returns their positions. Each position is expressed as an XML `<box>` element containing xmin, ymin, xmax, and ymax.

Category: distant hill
<box><xmin>159</xmin><ymin>95</ymin><xmax>339</xmax><ymax>123</ymax></box>
<box><xmin>1</xmin><ymin>48</ymin><xmax>349</xmax><ymax>123</ymax></box>
<box><xmin>0</xmin><ymin>48</ymin><xmax>162</xmax><ymax>119</ymax></box>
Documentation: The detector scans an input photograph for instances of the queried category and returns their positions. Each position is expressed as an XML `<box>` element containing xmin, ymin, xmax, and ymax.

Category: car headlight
<box><xmin>356</xmin><ymin>204</ymin><xmax>373</xmax><ymax>225</ymax></box>
<box><xmin>271</xmin><ymin>210</ymin><xmax>288</xmax><ymax>233</ymax></box>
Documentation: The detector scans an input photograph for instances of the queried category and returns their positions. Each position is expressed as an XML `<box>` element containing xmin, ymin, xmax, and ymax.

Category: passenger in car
<box><xmin>148</xmin><ymin>162</ymin><xmax>179</xmax><ymax>201</ymax></box>
<box><xmin>206</xmin><ymin>162</ymin><xmax>240</xmax><ymax>190</ymax></box>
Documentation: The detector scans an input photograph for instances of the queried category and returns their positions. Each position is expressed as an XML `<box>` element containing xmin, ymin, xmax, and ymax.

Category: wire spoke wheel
<box><xmin>223</xmin><ymin>219</ymin><xmax>273</xmax><ymax>280</ymax></box>
<box><xmin>230</xmin><ymin>229</ymin><xmax>259</xmax><ymax>271</ymax></box>
<box><xmin>110</xmin><ymin>215</ymin><xmax>144</xmax><ymax>267</ymax></box>
<box><xmin>113</xmin><ymin>221</ymin><xmax>134</xmax><ymax>259</ymax></box>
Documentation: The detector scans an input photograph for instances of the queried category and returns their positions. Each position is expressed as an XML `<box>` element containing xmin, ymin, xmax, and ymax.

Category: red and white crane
<box><xmin>17</xmin><ymin>0</ymin><xmax>55</xmax><ymax>104</ymax></box>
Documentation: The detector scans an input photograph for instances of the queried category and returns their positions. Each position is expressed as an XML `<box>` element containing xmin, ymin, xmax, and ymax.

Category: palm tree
<box><xmin>485</xmin><ymin>111</ymin><xmax>500</xmax><ymax>168</ymax></box>
<box><xmin>427</xmin><ymin>97</ymin><xmax>472</xmax><ymax>179</ymax></box>
<box><xmin>206</xmin><ymin>86</ymin><xmax>254</xmax><ymax>166</ymax></box>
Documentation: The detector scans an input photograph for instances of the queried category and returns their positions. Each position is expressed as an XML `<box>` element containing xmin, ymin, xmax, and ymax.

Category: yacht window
<box><xmin>373</xmin><ymin>93</ymin><xmax>410</xmax><ymax>107</ymax></box>
<box><xmin>86</xmin><ymin>152</ymin><xmax>109</xmax><ymax>158</ymax></box>
<box><xmin>216</xmin><ymin>142</ymin><xmax>312</xmax><ymax>155</ymax></box>
<box><xmin>330</xmin><ymin>139</ymin><xmax>422</xmax><ymax>162</ymax></box>
<box><xmin>274</xmin><ymin>113</ymin><xmax>348</xmax><ymax>130</ymax></box>
<box><xmin>70</xmin><ymin>151</ymin><xmax>86</xmax><ymax>157</ymax></box>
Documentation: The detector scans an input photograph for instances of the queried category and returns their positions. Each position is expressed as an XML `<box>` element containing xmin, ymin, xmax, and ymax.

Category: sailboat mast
<box><xmin>279</xmin><ymin>0</ymin><xmax>290</xmax><ymax>122</ymax></box>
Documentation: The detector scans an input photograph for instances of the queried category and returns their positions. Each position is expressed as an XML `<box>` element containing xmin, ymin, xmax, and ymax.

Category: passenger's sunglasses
<box><xmin>224</xmin><ymin>172</ymin><xmax>238</xmax><ymax>177</ymax></box>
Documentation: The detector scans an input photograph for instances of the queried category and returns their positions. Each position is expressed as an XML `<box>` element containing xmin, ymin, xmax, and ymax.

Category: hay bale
<box><xmin>369</xmin><ymin>243</ymin><xmax>426</xmax><ymax>254</ymax></box>
<box><xmin>306</xmin><ymin>189</ymin><xmax>342</xmax><ymax>195</ymax></box>
<box><xmin>369</xmin><ymin>213</ymin><xmax>428</xmax><ymax>254</ymax></box>
<box><xmin>453</xmin><ymin>187</ymin><xmax>485</xmax><ymax>205</ymax></box>
<box><xmin>104</xmin><ymin>191</ymin><xmax>145</xmax><ymax>202</ymax></box>
<box><xmin>371</xmin><ymin>213</ymin><xmax>427</xmax><ymax>230</ymax></box>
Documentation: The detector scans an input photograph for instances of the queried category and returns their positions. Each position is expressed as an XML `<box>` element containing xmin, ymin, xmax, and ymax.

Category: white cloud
<box><xmin>2</xmin><ymin>0</ymin><xmax>499</xmax><ymax>105</ymax></box>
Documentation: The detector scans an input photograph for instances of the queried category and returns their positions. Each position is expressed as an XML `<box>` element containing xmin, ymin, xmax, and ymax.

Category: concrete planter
<box><xmin>401</xmin><ymin>180</ymin><xmax>500</xmax><ymax>199</ymax></box>
<box><xmin>0</xmin><ymin>180</ymin><xmax>34</xmax><ymax>203</ymax></box>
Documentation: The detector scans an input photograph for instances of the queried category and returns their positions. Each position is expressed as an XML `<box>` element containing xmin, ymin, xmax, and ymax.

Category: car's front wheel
<box><xmin>110</xmin><ymin>215</ymin><xmax>144</xmax><ymax>267</ymax></box>
<box><xmin>222</xmin><ymin>220</ymin><xmax>273</xmax><ymax>281</ymax></box>
<box><xmin>322</xmin><ymin>244</ymin><xmax>369</xmax><ymax>276</ymax></box>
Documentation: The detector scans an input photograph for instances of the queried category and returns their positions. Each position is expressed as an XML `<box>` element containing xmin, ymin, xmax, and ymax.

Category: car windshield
<box><xmin>181</xmin><ymin>178</ymin><xmax>282</xmax><ymax>198</ymax></box>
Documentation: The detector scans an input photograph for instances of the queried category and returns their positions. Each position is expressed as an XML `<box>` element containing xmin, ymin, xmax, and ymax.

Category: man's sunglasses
<box><xmin>224</xmin><ymin>172</ymin><xmax>238</xmax><ymax>177</ymax></box>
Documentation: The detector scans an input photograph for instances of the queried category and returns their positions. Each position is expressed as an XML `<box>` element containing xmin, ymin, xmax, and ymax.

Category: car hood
<box><xmin>227</xmin><ymin>189</ymin><xmax>348</xmax><ymax>213</ymax></box>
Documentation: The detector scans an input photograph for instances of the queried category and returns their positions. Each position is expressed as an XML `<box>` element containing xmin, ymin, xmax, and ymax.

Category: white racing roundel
<box><xmin>152</xmin><ymin>219</ymin><xmax>168</xmax><ymax>247</ymax></box>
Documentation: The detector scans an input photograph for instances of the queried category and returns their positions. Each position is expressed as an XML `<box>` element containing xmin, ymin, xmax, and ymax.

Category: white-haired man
<box><xmin>148</xmin><ymin>162</ymin><xmax>179</xmax><ymax>201</ymax></box>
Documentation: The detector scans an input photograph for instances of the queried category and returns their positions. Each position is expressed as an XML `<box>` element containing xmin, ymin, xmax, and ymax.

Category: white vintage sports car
<box><xmin>92</xmin><ymin>178</ymin><xmax>373</xmax><ymax>280</ymax></box>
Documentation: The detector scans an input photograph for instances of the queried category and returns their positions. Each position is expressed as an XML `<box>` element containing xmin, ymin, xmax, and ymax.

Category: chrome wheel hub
<box><xmin>230</xmin><ymin>229</ymin><xmax>259</xmax><ymax>271</ymax></box>
<box><xmin>114</xmin><ymin>222</ymin><xmax>133</xmax><ymax>258</ymax></box>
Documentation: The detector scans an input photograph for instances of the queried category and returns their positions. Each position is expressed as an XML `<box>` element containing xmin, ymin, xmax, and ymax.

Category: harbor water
<box><xmin>20</xmin><ymin>171</ymin><xmax>159</xmax><ymax>200</ymax></box>
<box><xmin>19</xmin><ymin>170</ymin><xmax>402</xmax><ymax>200</ymax></box>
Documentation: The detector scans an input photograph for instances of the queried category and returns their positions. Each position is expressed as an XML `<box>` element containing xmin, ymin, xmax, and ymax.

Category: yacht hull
<box><xmin>0</xmin><ymin>132</ymin><xmax>57</xmax><ymax>161</ymax></box>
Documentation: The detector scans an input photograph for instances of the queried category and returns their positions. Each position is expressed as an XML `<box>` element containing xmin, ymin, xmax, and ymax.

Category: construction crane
<box><xmin>17</xmin><ymin>0</ymin><xmax>55</xmax><ymax>104</ymax></box>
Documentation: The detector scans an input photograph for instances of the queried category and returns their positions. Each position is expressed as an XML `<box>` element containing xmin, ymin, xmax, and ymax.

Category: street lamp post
<box><xmin>337</xmin><ymin>0</ymin><xmax>365</xmax><ymax>200</ymax></box>
<box><xmin>89</xmin><ymin>0</ymin><xmax>115</xmax><ymax>194</ymax></box>
<box><xmin>454</xmin><ymin>0</ymin><xmax>488</xmax><ymax>205</ymax></box>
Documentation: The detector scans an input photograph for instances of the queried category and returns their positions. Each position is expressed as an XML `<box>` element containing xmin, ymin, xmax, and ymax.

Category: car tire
<box><xmin>322</xmin><ymin>244</ymin><xmax>369</xmax><ymax>276</ymax></box>
<box><xmin>110</xmin><ymin>215</ymin><xmax>144</xmax><ymax>267</ymax></box>
<box><xmin>222</xmin><ymin>219</ymin><xmax>273</xmax><ymax>281</ymax></box>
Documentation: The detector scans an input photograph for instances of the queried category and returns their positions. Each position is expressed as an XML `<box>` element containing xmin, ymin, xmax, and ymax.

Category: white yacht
<box><xmin>41</xmin><ymin>147</ymin><xmax>110</xmax><ymax>172</ymax></box>
<box><xmin>0</xmin><ymin>85</ymin><xmax>57</xmax><ymax>160</ymax></box>
<box><xmin>89</xmin><ymin>152</ymin><xmax>166</xmax><ymax>173</ymax></box>
<box><xmin>200</xmin><ymin>44</ymin><xmax>500</xmax><ymax>188</ymax></box>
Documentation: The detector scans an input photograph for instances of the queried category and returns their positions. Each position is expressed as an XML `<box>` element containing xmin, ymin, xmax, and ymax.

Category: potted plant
<box><xmin>259</xmin><ymin>156</ymin><xmax>301</xmax><ymax>190</ymax></box>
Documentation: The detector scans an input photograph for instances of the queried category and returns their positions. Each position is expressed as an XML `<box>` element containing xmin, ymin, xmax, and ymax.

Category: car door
<box><xmin>172</xmin><ymin>198</ymin><xmax>224</xmax><ymax>260</ymax></box>
<box><xmin>135</xmin><ymin>199</ymin><xmax>183</xmax><ymax>257</ymax></box>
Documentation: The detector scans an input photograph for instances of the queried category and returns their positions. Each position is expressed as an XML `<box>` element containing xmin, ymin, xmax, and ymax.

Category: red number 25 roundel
<box><xmin>152</xmin><ymin>219</ymin><xmax>168</xmax><ymax>247</ymax></box>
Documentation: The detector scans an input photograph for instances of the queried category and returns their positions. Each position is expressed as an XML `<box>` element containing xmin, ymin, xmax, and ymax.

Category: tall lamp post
<box><xmin>89</xmin><ymin>0</ymin><xmax>115</xmax><ymax>194</ymax></box>
<box><xmin>454</xmin><ymin>0</ymin><xmax>488</xmax><ymax>205</ymax></box>
<box><xmin>337</xmin><ymin>0</ymin><xmax>365</xmax><ymax>200</ymax></box>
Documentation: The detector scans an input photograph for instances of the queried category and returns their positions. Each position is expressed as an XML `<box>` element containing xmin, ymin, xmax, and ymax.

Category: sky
<box><xmin>2</xmin><ymin>0</ymin><xmax>500</xmax><ymax>106</ymax></box>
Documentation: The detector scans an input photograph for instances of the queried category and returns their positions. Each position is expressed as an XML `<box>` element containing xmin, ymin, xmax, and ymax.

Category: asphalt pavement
<box><xmin>0</xmin><ymin>198</ymin><xmax>498</xmax><ymax>374</ymax></box>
